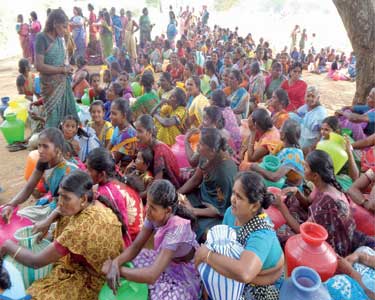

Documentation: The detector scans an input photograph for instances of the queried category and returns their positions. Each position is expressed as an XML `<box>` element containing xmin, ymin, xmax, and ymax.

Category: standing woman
<box><xmin>35</xmin><ymin>9</ymin><xmax>78</xmax><ymax>128</ymax></box>
<box><xmin>139</xmin><ymin>8</ymin><xmax>154</xmax><ymax>48</ymax></box>
<box><xmin>99</xmin><ymin>11</ymin><xmax>113</xmax><ymax>61</ymax></box>
<box><xmin>29</xmin><ymin>11</ymin><xmax>42</xmax><ymax>65</ymax></box>
<box><xmin>166</xmin><ymin>11</ymin><xmax>178</xmax><ymax>47</ymax></box>
<box><xmin>16</xmin><ymin>15</ymin><xmax>31</xmax><ymax>61</ymax></box>
<box><xmin>124</xmin><ymin>11</ymin><xmax>139</xmax><ymax>60</ymax></box>
<box><xmin>87</xmin><ymin>4</ymin><xmax>99</xmax><ymax>56</ymax></box>
<box><xmin>70</xmin><ymin>7</ymin><xmax>86</xmax><ymax>61</ymax></box>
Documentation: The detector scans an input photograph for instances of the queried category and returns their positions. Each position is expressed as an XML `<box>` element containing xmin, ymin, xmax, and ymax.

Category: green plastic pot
<box><xmin>0</xmin><ymin>113</ymin><xmax>25</xmax><ymax>144</ymax></box>
<box><xmin>131</xmin><ymin>82</ymin><xmax>142</xmax><ymax>97</ymax></box>
<box><xmin>259</xmin><ymin>155</ymin><xmax>285</xmax><ymax>189</ymax></box>
<box><xmin>99</xmin><ymin>262</ymin><xmax>148</xmax><ymax>300</ymax></box>
<box><xmin>81</xmin><ymin>88</ymin><xmax>91</xmax><ymax>106</ymax></box>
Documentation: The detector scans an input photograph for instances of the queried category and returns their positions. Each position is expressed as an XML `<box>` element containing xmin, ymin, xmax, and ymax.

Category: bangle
<box><xmin>13</xmin><ymin>246</ymin><xmax>22</xmax><ymax>260</ymax></box>
<box><xmin>206</xmin><ymin>250</ymin><xmax>212</xmax><ymax>264</ymax></box>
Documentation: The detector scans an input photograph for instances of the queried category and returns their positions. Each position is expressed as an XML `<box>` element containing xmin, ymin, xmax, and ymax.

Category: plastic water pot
<box><xmin>0</xmin><ymin>113</ymin><xmax>25</xmax><ymax>144</ymax></box>
<box><xmin>131</xmin><ymin>82</ymin><xmax>142</xmax><ymax>97</ymax></box>
<box><xmin>316</xmin><ymin>132</ymin><xmax>348</xmax><ymax>174</ymax></box>
<box><xmin>24</xmin><ymin>150</ymin><xmax>40</xmax><ymax>181</ymax></box>
<box><xmin>350</xmin><ymin>200</ymin><xmax>375</xmax><ymax>236</ymax></box>
<box><xmin>266</xmin><ymin>187</ymin><xmax>286</xmax><ymax>229</ymax></box>
<box><xmin>81</xmin><ymin>88</ymin><xmax>91</xmax><ymax>106</ymax></box>
<box><xmin>0</xmin><ymin>96</ymin><xmax>10</xmax><ymax>118</ymax></box>
<box><xmin>99</xmin><ymin>262</ymin><xmax>148</xmax><ymax>300</ymax></box>
<box><xmin>259</xmin><ymin>155</ymin><xmax>286</xmax><ymax>188</ymax></box>
<box><xmin>4</xmin><ymin>100</ymin><xmax>28</xmax><ymax>124</ymax></box>
<box><xmin>285</xmin><ymin>222</ymin><xmax>338</xmax><ymax>281</ymax></box>
<box><xmin>171</xmin><ymin>135</ymin><xmax>190</xmax><ymax>169</ymax></box>
<box><xmin>280</xmin><ymin>266</ymin><xmax>332</xmax><ymax>300</ymax></box>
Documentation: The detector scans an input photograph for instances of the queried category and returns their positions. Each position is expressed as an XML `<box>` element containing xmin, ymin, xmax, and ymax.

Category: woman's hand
<box><xmin>282</xmin><ymin>187</ymin><xmax>298</xmax><ymax>196</ymax></box>
<box><xmin>194</xmin><ymin>244</ymin><xmax>210</xmax><ymax>268</ymax></box>
<box><xmin>344</xmin><ymin>135</ymin><xmax>352</xmax><ymax>154</ymax></box>
<box><xmin>179</xmin><ymin>194</ymin><xmax>194</xmax><ymax>212</ymax></box>
<box><xmin>273</xmin><ymin>194</ymin><xmax>283</xmax><ymax>209</ymax></box>
<box><xmin>247</xmin><ymin>115</ymin><xmax>256</xmax><ymax>132</ymax></box>
<box><xmin>345</xmin><ymin>252</ymin><xmax>360</xmax><ymax>265</ymax></box>
<box><xmin>1</xmin><ymin>205</ymin><xmax>14</xmax><ymax>224</ymax></box>
<box><xmin>102</xmin><ymin>259</ymin><xmax>121</xmax><ymax>294</ymax></box>
<box><xmin>32</xmin><ymin>219</ymin><xmax>51</xmax><ymax>243</ymax></box>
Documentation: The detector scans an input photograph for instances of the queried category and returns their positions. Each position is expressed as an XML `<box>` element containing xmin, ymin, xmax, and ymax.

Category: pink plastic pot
<box><xmin>0</xmin><ymin>206</ymin><xmax>32</xmax><ymax>246</ymax></box>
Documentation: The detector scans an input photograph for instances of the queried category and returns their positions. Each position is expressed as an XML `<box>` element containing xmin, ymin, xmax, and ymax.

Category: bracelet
<box><xmin>13</xmin><ymin>246</ymin><xmax>22</xmax><ymax>260</ymax></box>
<box><xmin>206</xmin><ymin>250</ymin><xmax>212</xmax><ymax>264</ymax></box>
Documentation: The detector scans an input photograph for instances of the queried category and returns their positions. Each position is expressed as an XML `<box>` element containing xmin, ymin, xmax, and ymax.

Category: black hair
<box><xmin>148</xmin><ymin>180</ymin><xmax>196</xmax><ymax>229</ymax></box>
<box><xmin>16</xmin><ymin>74</ymin><xmax>26</xmax><ymax>88</ymax></box>
<box><xmin>119</xmin><ymin>71</ymin><xmax>130</xmax><ymax>80</ymax></box>
<box><xmin>140</xmin><ymin>72</ymin><xmax>155</xmax><ymax>93</ymax></box>
<box><xmin>306</xmin><ymin>150</ymin><xmax>343</xmax><ymax>192</ymax></box>
<box><xmin>272</xmin><ymin>61</ymin><xmax>282</xmax><ymax>70</ymax></box>
<box><xmin>173</xmin><ymin>87</ymin><xmax>187</xmax><ymax>107</ymax></box>
<box><xmin>139</xmin><ymin>147</ymin><xmax>154</xmax><ymax>168</ymax></box>
<box><xmin>110</xmin><ymin>82</ymin><xmax>123</xmax><ymax>97</ymax></box>
<box><xmin>136</xmin><ymin>114</ymin><xmax>156</xmax><ymax>137</ymax></box>
<box><xmin>160</xmin><ymin>72</ymin><xmax>172</xmax><ymax>85</ymax></box>
<box><xmin>281</xmin><ymin>119</ymin><xmax>300</xmax><ymax>148</ymax></box>
<box><xmin>89</xmin><ymin>72</ymin><xmax>100</xmax><ymax>84</ymax></box>
<box><xmin>75</xmin><ymin>55</ymin><xmax>87</xmax><ymax>68</ymax></box>
<box><xmin>60</xmin><ymin>169</ymin><xmax>128</xmax><ymax>235</ymax></box>
<box><xmin>185</xmin><ymin>62</ymin><xmax>195</xmax><ymax>74</ymax></box>
<box><xmin>86</xmin><ymin>147</ymin><xmax>117</xmax><ymax>178</ymax></box>
<box><xmin>231</xmin><ymin>69</ymin><xmax>242</xmax><ymax>82</ymax></box>
<box><xmin>252</xmin><ymin>108</ymin><xmax>273</xmax><ymax>131</ymax></box>
<box><xmin>17</xmin><ymin>14</ymin><xmax>23</xmax><ymax>22</ymax></box>
<box><xmin>290</xmin><ymin>61</ymin><xmax>303</xmax><ymax>72</ymax></box>
<box><xmin>0</xmin><ymin>257</ymin><xmax>11</xmax><ymax>290</ymax></box>
<box><xmin>44</xmin><ymin>9</ymin><xmax>68</xmax><ymax>33</ymax></box>
<box><xmin>274</xmin><ymin>88</ymin><xmax>289</xmax><ymax>108</ymax></box>
<box><xmin>63</xmin><ymin>140</ymin><xmax>78</xmax><ymax>157</ymax></box>
<box><xmin>200</xmin><ymin>127</ymin><xmax>227</xmax><ymax>153</ymax></box>
<box><xmin>110</xmin><ymin>61</ymin><xmax>122</xmax><ymax>73</ymax></box>
<box><xmin>211</xmin><ymin>89</ymin><xmax>230</xmax><ymax>107</ymax></box>
<box><xmin>88</xmin><ymin>3</ymin><xmax>94</xmax><ymax>11</ymax></box>
<box><xmin>322</xmin><ymin>116</ymin><xmax>341</xmax><ymax>133</ymax></box>
<box><xmin>60</xmin><ymin>115</ymin><xmax>89</xmax><ymax>138</ymax></box>
<box><xmin>112</xmin><ymin>98</ymin><xmax>132</xmax><ymax>122</ymax></box>
<box><xmin>235</xmin><ymin>171</ymin><xmax>274</xmax><ymax>212</ymax></box>
<box><xmin>30</xmin><ymin>11</ymin><xmax>38</xmax><ymax>20</ymax></box>
<box><xmin>89</xmin><ymin>100</ymin><xmax>105</xmax><ymax>113</ymax></box>
<box><xmin>205</xmin><ymin>60</ymin><xmax>221</xmax><ymax>85</ymax></box>
<box><xmin>204</xmin><ymin>106</ymin><xmax>225</xmax><ymax>130</ymax></box>
<box><xmin>103</xmin><ymin>11</ymin><xmax>111</xmax><ymax>25</ymax></box>
<box><xmin>250</xmin><ymin>61</ymin><xmax>261</xmax><ymax>74</ymax></box>
<box><xmin>39</xmin><ymin>127</ymin><xmax>65</xmax><ymax>152</ymax></box>
<box><xmin>190</xmin><ymin>75</ymin><xmax>201</xmax><ymax>91</ymax></box>
<box><xmin>73</xmin><ymin>6</ymin><xmax>83</xmax><ymax>17</ymax></box>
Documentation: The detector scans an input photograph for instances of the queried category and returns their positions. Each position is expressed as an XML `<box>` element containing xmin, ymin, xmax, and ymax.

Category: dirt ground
<box><xmin>0</xmin><ymin>56</ymin><xmax>356</xmax><ymax>204</ymax></box>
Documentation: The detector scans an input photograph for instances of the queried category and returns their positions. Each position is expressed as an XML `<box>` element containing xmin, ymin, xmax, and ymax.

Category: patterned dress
<box><xmin>134</xmin><ymin>216</ymin><xmax>200</xmax><ymax>300</ymax></box>
<box><xmin>27</xmin><ymin>205</ymin><xmax>124</xmax><ymax>299</ymax></box>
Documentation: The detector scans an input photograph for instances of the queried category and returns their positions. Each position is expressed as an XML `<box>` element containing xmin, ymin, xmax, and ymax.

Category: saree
<box><xmin>220</xmin><ymin>107</ymin><xmax>242</xmax><ymax>152</ymax></box>
<box><xmin>111</xmin><ymin>15</ymin><xmax>123</xmax><ymax>47</ymax></box>
<box><xmin>124</xmin><ymin>20</ymin><xmax>137</xmax><ymax>59</ymax></box>
<box><xmin>188</xmin><ymin>94</ymin><xmax>209</xmax><ymax>128</ymax></box>
<box><xmin>131</xmin><ymin>91</ymin><xmax>159</xmax><ymax>120</ymax></box>
<box><xmin>139</xmin><ymin>15</ymin><xmax>152</xmax><ymax>45</ymax></box>
<box><xmin>35</xmin><ymin>33</ymin><xmax>78</xmax><ymax>128</ymax></box>
<box><xmin>229</xmin><ymin>87</ymin><xmax>250</xmax><ymax>121</ymax></box>
<box><xmin>187</xmin><ymin>157</ymin><xmax>237</xmax><ymax>240</ymax></box>
<box><xmin>29</xmin><ymin>20</ymin><xmax>41</xmax><ymax>64</ymax></box>
<box><xmin>280</xmin><ymin>79</ymin><xmax>307</xmax><ymax>112</ymax></box>
<box><xmin>134</xmin><ymin>216</ymin><xmax>200</xmax><ymax>300</ymax></box>
<box><xmin>18</xmin><ymin>23</ymin><xmax>31</xmax><ymax>60</ymax></box>
<box><xmin>27</xmin><ymin>205</ymin><xmax>124</xmax><ymax>300</ymax></box>
<box><xmin>277</xmin><ymin>147</ymin><xmax>304</xmax><ymax>186</ymax></box>
<box><xmin>271</xmin><ymin>110</ymin><xmax>289</xmax><ymax>129</ymax></box>
<box><xmin>265</xmin><ymin>76</ymin><xmax>284</xmax><ymax>100</ymax></box>
<box><xmin>110</xmin><ymin>126</ymin><xmax>138</xmax><ymax>163</ymax></box>
<box><xmin>71</xmin><ymin>16</ymin><xmax>86</xmax><ymax>59</ymax></box>
<box><xmin>87</xmin><ymin>121</ymin><xmax>114</xmax><ymax>146</ymax></box>
<box><xmin>156</xmin><ymin>105</ymin><xmax>187</xmax><ymax>146</ymax></box>
<box><xmin>100</xmin><ymin>21</ymin><xmax>113</xmax><ymax>59</ymax></box>
<box><xmin>248</xmin><ymin>73</ymin><xmax>265</xmax><ymax>104</ymax></box>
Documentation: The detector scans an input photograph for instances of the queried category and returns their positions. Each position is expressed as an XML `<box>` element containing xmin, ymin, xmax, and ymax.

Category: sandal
<box><xmin>7</xmin><ymin>143</ymin><xmax>27</xmax><ymax>152</ymax></box>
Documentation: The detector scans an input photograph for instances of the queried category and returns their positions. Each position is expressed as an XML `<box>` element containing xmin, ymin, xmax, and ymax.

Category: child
<box><xmin>125</xmin><ymin>148</ymin><xmax>154</xmax><ymax>201</ymax></box>
<box><xmin>116</xmin><ymin>71</ymin><xmax>133</xmax><ymax>100</ymax></box>
<box><xmin>0</xmin><ymin>256</ymin><xmax>27</xmax><ymax>299</ymax></box>
<box><xmin>88</xmin><ymin>73</ymin><xmax>107</xmax><ymax>102</ymax></box>
<box><xmin>104</xmin><ymin>82</ymin><xmax>123</xmax><ymax>121</ymax></box>
<box><xmin>88</xmin><ymin>100</ymin><xmax>114</xmax><ymax>147</ymax></box>
<box><xmin>105</xmin><ymin>47</ymin><xmax>120</xmax><ymax>66</ymax></box>
<box><xmin>103</xmin><ymin>69</ymin><xmax>112</xmax><ymax>91</ymax></box>
<box><xmin>110</xmin><ymin>61</ymin><xmax>122</xmax><ymax>83</ymax></box>
<box><xmin>72</xmin><ymin>55</ymin><xmax>90</xmax><ymax>99</ymax></box>
<box><xmin>86</xmin><ymin>147</ymin><xmax>132</xmax><ymax>246</ymax></box>
<box><xmin>16</xmin><ymin>58</ymin><xmax>35</xmax><ymax>100</ymax></box>
<box><xmin>102</xmin><ymin>180</ymin><xmax>200</xmax><ymax>299</ymax></box>
<box><xmin>108</xmin><ymin>98</ymin><xmax>138</xmax><ymax>168</ymax></box>
<box><xmin>60</xmin><ymin>115</ymin><xmax>100</xmax><ymax>162</ymax></box>
<box><xmin>62</xmin><ymin>140</ymin><xmax>86</xmax><ymax>170</ymax></box>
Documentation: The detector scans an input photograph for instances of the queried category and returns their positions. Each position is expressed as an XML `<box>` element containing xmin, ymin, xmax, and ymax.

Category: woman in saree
<box><xmin>139</xmin><ymin>8</ymin><xmax>154</xmax><ymax>48</ymax></box>
<box><xmin>228</xmin><ymin>69</ymin><xmax>250</xmax><ymax>124</ymax></box>
<box><xmin>103</xmin><ymin>180</ymin><xmax>200</xmax><ymax>300</ymax></box>
<box><xmin>265</xmin><ymin>62</ymin><xmax>285</xmax><ymax>100</ymax></box>
<box><xmin>16</xmin><ymin>15</ymin><xmax>31</xmax><ymax>61</ymax></box>
<box><xmin>250</xmin><ymin>119</ymin><xmax>305</xmax><ymax>188</ymax></box>
<box><xmin>29</xmin><ymin>11</ymin><xmax>42</xmax><ymax>64</ymax></box>
<box><xmin>70</xmin><ymin>7</ymin><xmax>86</xmax><ymax>60</ymax></box>
<box><xmin>240</xmin><ymin>108</ymin><xmax>283</xmax><ymax>171</ymax></box>
<box><xmin>248</xmin><ymin>61</ymin><xmax>265</xmax><ymax>104</ymax></box>
<box><xmin>194</xmin><ymin>171</ymin><xmax>284</xmax><ymax>300</ymax></box>
<box><xmin>0</xmin><ymin>170</ymin><xmax>124</xmax><ymax>300</ymax></box>
<box><xmin>100</xmin><ymin>11</ymin><xmax>113</xmax><ymax>61</ymax></box>
<box><xmin>124</xmin><ymin>11</ymin><xmax>139</xmax><ymax>60</ymax></box>
<box><xmin>136</xmin><ymin>115</ymin><xmax>181</xmax><ymax>187</ymax></box>
<box><xmin>1</xmin><ymin>128</ymin><xmax>77</xmax><ymax>227</ymax></box>
<box><xmin>269</xmin><ymin>88</ymin><xmax>290</xmax><ymax>130</ymax></box>
<box><xmin>275</xmin><ymin>150</ymin><xmax>375</xmax><ymax>254</ymax></box>
<box><xmin>178</xmin><ymin>128</ymin><xmax>238</xmax><ymax>241</ymax></box>
<box><xmin>152</xmin><ymin>87</ymin><xmax>187</xmax><ymax>146</ymax></box>
<box><xmin>35</xmin><ymin>9</ymin><xmax>78</xmax><ymax>128</ymax></box>
<box><xmin>185</xmin><ymin>76</ymin><xmax>209</xmax><ymax>128</ymax></box>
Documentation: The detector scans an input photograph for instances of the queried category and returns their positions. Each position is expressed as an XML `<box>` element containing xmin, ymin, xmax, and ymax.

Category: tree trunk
<box><xmin>332</xmin><ymin>0</ymin><xmax>375</xmax><ymax>104</ymax></box>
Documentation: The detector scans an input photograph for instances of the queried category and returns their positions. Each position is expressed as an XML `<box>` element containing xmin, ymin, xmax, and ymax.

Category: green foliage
<box><xmin>214</xmin><ymin>0</ymin><xmax>240</xmax><ymax>11</ymax></box>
